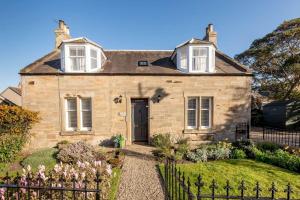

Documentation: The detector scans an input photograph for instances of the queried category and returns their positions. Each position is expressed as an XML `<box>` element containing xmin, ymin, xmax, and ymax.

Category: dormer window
<box><xmin>174</xmin><ymin>39</ymin><xmax>216</xmax><ymax>73</ymax></box>
<box><xmin>192</xmin><ymin>47</ymin><xmax>208</xmax><ymax>72</ymax></box>
<box><xmin>60</xmin><ymin>37</ymin><xmax>106</xmax><ymax>73</ymax></box>
<box><xmin>69</xmin><ymin>46</ymin><xmax>86</xmax><ymax>71</ymax></box>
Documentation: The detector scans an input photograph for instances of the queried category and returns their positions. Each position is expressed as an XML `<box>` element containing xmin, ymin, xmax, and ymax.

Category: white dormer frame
<box><xmin>60</xmin><ymin>42</ymin><xmax>105</xmax><ymax>73</ymax></box>
<box><xmin>176</xmin><ymin>44</ymin><xmax>215</xmax><ymax>73</ymax></box>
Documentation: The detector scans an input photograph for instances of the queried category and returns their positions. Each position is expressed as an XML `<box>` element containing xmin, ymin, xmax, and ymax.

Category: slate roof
<box><xmin>20</xmin><ymin>49</ymin><xmax>251</xmax><ymax>75</ymax></box>
<box><xmin>8</xmin><ymin>87</ymin><xmax>21</xmax><ymax>96</ymax></box>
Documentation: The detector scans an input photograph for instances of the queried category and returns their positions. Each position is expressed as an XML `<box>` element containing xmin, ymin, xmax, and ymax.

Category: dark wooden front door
<box><xmin>131</xmin><ymin>99</ymin><xmax>149</xmax><ymax>142</ymax></box>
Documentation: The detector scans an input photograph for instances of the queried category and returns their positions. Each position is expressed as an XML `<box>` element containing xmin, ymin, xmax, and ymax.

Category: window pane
<box><xmin>81</xmin><ymin>98</ymin><xmax>92</xmax><ymax>128</ymax></box>
<box><xmin>180</xmin><ymin>48</ymin><xmax>187</xmax><ymax>68</ymax></box>
<box><xmin>66</xmin><ymin>98</ymin><xmax>77</xmax><ymax>129</ymax></box>
<box><xmin>193</xmin><ymin>48</ymin><xmax>200</xmax><ymax>56</ymax></box>
<box><xmin>68</xmin><ymin>111</ymin><xmax>77</xmax><ymax>128</ymax></box>
<box><xmin>200</xmin><ymin>97</ymin><xmax>212</xmax><ymax>128</ymax></box>
<box><xmin>201</xmin><ymin>97</ymin><xmax>210</xmax><ymax>109</ymax></box>
<box><xmin>188</xmin><ymin>98</ymin><xmax>197</xmax><ymax>109</ymax></box>
<box><xmin>199</xmin><ymin>48</ymin><xmax>208</xmax><ymax>56</ymax></box>
<box><xmin>77</xmin><ymin>48</ymin><xmax>85</xmax><ymax>56</ymax></box>
<box><xmin>81</xmin><ymin>98</ymin><xmax>91</xmax><ymax>110</ymax></box>
<box><xmin>201</xmin><ymin>110</ymin><xmax>209</xmax><ymax>127</ymax></box>
<box><xmin>82</xmin><ymin>111</ymin><xmax>92</xmax><ymax>128</ymax></box>
<box><xmin>188</xmin><ymin>110</ymin><xmax>196</xmax><ymax>127</ymax></box>
<box><xmin>90</xmin><ymin>49</ymin><xmax>97</xmax><ymax>58</ymax></box>
<box><xmin>192</xmin><ymin>57</ymin><xmax>201</xmax><ymax>71</ymax></box>
<box><xmin>67</xmin><ymin>99</ymin><xmax>76</xmax><ymax>110</ymax></box>
<box><xmin>70</xmin><ymin>57</ymin><xmax>85</xmax><ymax>71</ymax></box>
<box><xmin>69</xmin><ymin>48</ymin><xmax>77</xmax><ymax>56</ymax></box>
<box><xmin>91</xmin><ymin>58</ymin><xmax>97</xmax><ymax>69</ymax></box>
<box><xmin>187</xmin><ymin>97</ymin><xmax>197</xmax><ymax>128</ymax></box>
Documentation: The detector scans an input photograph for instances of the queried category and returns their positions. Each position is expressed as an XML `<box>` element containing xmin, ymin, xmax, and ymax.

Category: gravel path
<box><xmin>117</xmin><ymin>145</ymin><xmax>165</xmax><ymax>200</ymax></box>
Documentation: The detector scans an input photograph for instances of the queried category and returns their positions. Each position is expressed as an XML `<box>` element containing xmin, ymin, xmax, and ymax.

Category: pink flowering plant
<box><xmin>1</xmin><ymin>160</ymin><xmax>113</xmax><ymax>200</ymax></box>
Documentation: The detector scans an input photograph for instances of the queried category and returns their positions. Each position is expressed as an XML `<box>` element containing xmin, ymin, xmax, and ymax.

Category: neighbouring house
<box><xmin>0</xmin><ymin>86</ymin><xmax>22</xmax><ymax>106</ymax></box>
<box><xmin>20</xmin><ymin>20</ymin><xmax>252</xmax><ymax>149</ymax></box>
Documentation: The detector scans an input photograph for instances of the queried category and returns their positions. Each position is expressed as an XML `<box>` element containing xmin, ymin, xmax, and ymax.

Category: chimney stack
<box><xmin>204</xmin><ymin>24</ymin><xmax>217</xmax><ymax>47</ymax></box>
<box><xmin>54</xmin><ymin>20</ymin><xmax>70</xmax><ymax>49</ymax></box>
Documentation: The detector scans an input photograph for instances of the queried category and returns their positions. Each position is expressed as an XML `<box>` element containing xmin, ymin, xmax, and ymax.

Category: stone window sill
<box><xmin>183</xmin><ymin>128</ymin><xmax>214</xmax><ymax>134</ymax></box>
<box><xmin>60</xmin><ymin>130</ymin><xmax>95</xmax><ymax>136</ymax></box>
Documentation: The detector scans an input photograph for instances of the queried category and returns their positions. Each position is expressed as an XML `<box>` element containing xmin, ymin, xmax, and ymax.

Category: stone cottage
<box><xmin>20</xmin><ymin>20</ymin><xmax>251</xmax><ymax>149</ymax></box>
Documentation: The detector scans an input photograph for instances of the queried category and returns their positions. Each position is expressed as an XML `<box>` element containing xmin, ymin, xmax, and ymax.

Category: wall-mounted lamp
<box><xmin>156</xmin><ymin>94</ymin><xmax>161</xmax><ymax>103</ymax></box>
<box><xmin>114</xmin><ymin>95</ymin><xmax>123</xmax><ymax>104</ymax></box>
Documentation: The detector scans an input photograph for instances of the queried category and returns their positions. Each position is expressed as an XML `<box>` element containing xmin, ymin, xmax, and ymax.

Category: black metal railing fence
<box><xmin>261</xmin><ymin>126</ymin><xmax>300</xmax><ymax>147</ymax></box>
<box><xmin>0</xmin><ymin>171</ymin><xmax>102</xmax><ymax>200</ymax></box>
<box><xmin>163</xmin><ymin>159</ymin><xmax>298</xmax><ymax>200</ymax></box>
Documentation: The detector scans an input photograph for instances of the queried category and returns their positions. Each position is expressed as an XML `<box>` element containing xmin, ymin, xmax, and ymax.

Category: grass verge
<box><xmin>108</xmin><ymin>167</ymin><xmax>122</xmax><ymax>200</ymax></box>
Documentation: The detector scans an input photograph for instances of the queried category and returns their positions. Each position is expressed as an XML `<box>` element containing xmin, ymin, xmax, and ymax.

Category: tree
<box><xmin>235</xmin><ymin>18</ymin><xmax>300</xmax><ymax>100</ymax></box>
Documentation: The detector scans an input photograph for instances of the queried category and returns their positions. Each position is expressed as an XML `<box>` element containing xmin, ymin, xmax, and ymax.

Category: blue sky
<box><xmin>0</xmin><ymin>0</ymin><xmax>299</xmax><ymax>91</ymax></box>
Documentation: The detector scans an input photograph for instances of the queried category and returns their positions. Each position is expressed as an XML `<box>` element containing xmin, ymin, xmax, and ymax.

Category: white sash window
<box><xmin>192</xmin><ymin>47</ymin><xmax>208</xmax><ymax>72</ymax></box>
<box><xmin>187</xmin><ymin>97</ymin><xmax>212</xmax><ymax>129</ymax></box>
<box><xmin>69</xmin><ymin>46</ymin><xmax>86</xmax><ymax>71</ymax></box>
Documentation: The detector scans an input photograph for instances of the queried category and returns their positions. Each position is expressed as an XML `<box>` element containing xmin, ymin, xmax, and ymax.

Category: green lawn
<box><xmin>21</xmin><ymin>148</ymin><xmax>58</xmax><ymax>171</ymax></box>
<box><xmin>161</xmin><ymin>159</ymin><xmax>300</xmax><ymax>199</ymax></box>
<box><xmin>0</xmin><ymin>148</ymin><xmax>58</xmax><ymax>177</ymax></box>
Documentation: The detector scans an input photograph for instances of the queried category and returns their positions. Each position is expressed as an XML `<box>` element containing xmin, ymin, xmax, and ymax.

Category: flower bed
<box><xmin>0</xmin><ymin>141</ymin><xmax>125</xmax><ymax>199</ymax></box>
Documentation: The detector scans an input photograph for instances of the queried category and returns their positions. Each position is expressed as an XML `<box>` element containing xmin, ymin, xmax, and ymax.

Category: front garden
<box><xmin>152</xmin><ymin>133</ymin><xmax>300</xmax><ymax>199</ymax></box>
<box><xmin>0</xmin><ymin>105</ymin><xmax>124</xmax><ymax>199</ymax></box>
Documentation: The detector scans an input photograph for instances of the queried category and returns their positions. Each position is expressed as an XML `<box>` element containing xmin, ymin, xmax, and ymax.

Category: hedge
<box><xmin>0</xmin><ymin>105</ymin><xmax>39</xmax><ymax>162</ymax></box>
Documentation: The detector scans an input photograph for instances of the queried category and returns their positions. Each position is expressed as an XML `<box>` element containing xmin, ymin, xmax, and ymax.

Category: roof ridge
<box><xmin>105</xmin><ymin>49</ymin><xmax>173</xmax><ymax>52</ymax></box>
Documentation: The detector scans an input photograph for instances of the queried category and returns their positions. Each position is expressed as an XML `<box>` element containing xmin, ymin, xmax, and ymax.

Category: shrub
<box><xmin>21</xmin><ymin>148</ymin><xmax>58</xmax><ymax>171</ymax></box>
<box><xmin>0</xmin><ymin>105</ymin><xmax>39</xmax><ymax>162</ymax></box>
<box><xmin>57</xmin><ymin>141</ymin><xmax>99</xmax><ymax>164</ymax></box>
<box><xmin>232</xmin><ymin>140</ymin><xmax>256</xmax><ymax>158</ymax></box>
<box><xmin>187</xmin><ymin>147</ymin><xmax>208</xmax><ymax>162</ymax></box>
<box><xmin>187</xmin><ymin>142</ymin><xmax>231</xmax><ymax>162</ymax></box>
<box><xmin>175</xmin><ymin>137</ymin><xmax>190</xmax><ymax>156</ymax></box>
<box><xmin>56</xmin><ymin>140</ymin><xmax>70</xmax><ymax>150</ymax></box>
<box><xmin>253</xmin><ymin>148</ymin><xmax>300</xmax><ymax>172</ymax></box>
<box><xmin>256</xmin><ymin>141</ymin><xmax>281</xmax><ymax>152</ymax></box>
<box><xmin>151</xmin><ymin>133</ymin><xmax>172</xmax><ymax>149</ymax></box>
<box><xmin>231</xmin><ymin>149</ymin><xmax>246</xmax><ymax>159</ymax></box>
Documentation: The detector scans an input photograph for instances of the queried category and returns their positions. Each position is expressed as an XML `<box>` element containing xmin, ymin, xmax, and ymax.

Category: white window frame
<box><xmin>186</xmin><ymin>97</ymin><xmax>213</xmax><ymax>129</ymax></box>
<box><xmin>187</xmin><ymin>97</ymin><xmax>198</xmax><ymax>129</ymax></box>
<box><xmin>65</xmin><ymin>98</ymin><xmax>77</xmax><ymax>131</ymax></box>
<box><xmin>80</xmin><ymin>98</ymin><xmax>92</xmax><ymax>131</ymax></box>
<box><xmin>200</xmin><ymin>97</ymin><xmax>212</xmax><ymax>129</ymax></box>
<box><xmin>191</xmin><ymin>47</ymin><xmax>209</xmax><ymax>72</ymax></box>
<box><xmin>180</xmin><ymin>48</ymin><xmax>187</xmax><ymax>69</ymax></box>
<box><xmin>90</xmin><ymin>48</ymin><xmax>98</xmax><ymax>71</ymax></box>
<box><xmin>69</xmin><ymin>46</ymin><xmax>86</xmax><ymax>72</ymax></box>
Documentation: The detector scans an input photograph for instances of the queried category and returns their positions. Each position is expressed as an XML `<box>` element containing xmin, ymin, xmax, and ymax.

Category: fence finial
<box><xmin>284</xmin><ymin>183</ymin><xmax>293</xmax><ymax>200</ymax></box>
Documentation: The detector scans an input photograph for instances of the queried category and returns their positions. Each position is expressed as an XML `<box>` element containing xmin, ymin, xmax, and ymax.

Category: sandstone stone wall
<box><xmin>21</xmin><ymin>75</ymin><xmax>251</xmax><ymax>149</ymax></box>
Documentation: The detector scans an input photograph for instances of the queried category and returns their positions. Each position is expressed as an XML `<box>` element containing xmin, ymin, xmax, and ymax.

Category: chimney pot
<box><xmin>54</xmin><ymin>20</ymin><xmax>71</xmax><ymax>49</ymax></box>
<box><xmin>205</xmin><ymin>23</ymin><xmax>217</xmax><ymax>47</ymax></box>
